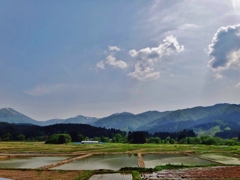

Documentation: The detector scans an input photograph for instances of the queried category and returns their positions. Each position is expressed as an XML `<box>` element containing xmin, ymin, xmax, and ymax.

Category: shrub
<box><xmin>75</xmin><ymin>170</ymin><xmax>94</xmax><ymax>180</ymax></box>
<box><xmin>132</xmin><ymin>170</ymin><xmax>141</xmax><ymax>180</ymax></box>
<box><xmin>45</xmin><ymin>134</ymin><xmax>72</xmax><ymax>144</ymax></box>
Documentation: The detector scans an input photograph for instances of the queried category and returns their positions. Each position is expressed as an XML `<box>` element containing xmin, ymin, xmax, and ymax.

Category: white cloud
<box><xmin>96</xmin><ymin>60</ymin><xmax>105</xmax><ymax>69</ymax></box>
<box><xmin>208</xmin><ymin>24</ymin><xmax>240</xmax><ymax>76</ymax></box>
<box><xmin>108</xmin><ymin>46</ymin><xmax>121</xmax><ymax>51</ymax></box>
<box><xmin>214</xmin><ymin>73</ymin><xmax>223</xmax><ymax>79</ymax></box>
<box><xmin>96</xmin><ymin>36</ymin><xmax>183</xmax><ymax>81</ymax></box>
<box><xmin>96</xmin><ymin>46</ymin><xmax>127</xmax><ymax>70</ymax></box>
<box><xmin>105</xmin><ymin>55</ymin><xmax>127</xmax><ymax>69</ymax></box>
<box><xmin>178</xmin><ymin>23</ymin><xmax>199</xmax><ymax>30</ymax></box>
<box><xmin>128</xmin><ymin>35</ymin><xmax>184</xmax><ymax>81</ymax></box>
<box><xmin>128</xmin><ymin>63</ymin><xmax>160</xmax><ymax>81</ymax></box>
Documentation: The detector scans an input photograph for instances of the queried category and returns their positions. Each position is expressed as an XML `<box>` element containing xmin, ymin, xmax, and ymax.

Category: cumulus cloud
<box><xmin>128</xmin><ymin>63</ymin><xmax>160</xmax><ymax>81</ymax></box>
<box><xmin>128</xmin><ymin>35</ymin><xmax>184</xmax><ymax>81</ymax></box>
<box><xmin>105</xmin><ymin>55</ymin><xmax>127</xmax><ymax>69</ymax></box>
<box><xmin>96</xmin><ymin>45</ymin><xmax>127</xmax><ymax>70</ymax></box>
<box><xmin>208</xmin><ymin>24</ymin><xmax>240</xmax><ymax>77</ymax></box>
<box><xmin>108</xmin><ymin>46</ymin><xmax>121</xmax><ymax>51</ymax></box>
<box><xmin>96</xmin><ymin>37</ymin><xmax>183</xmax><ymax>81</ymax></box>
<box><xmin>96</xmin><ymin>60</ymin><xmax>105</xmax><ymax>69</ymax></box>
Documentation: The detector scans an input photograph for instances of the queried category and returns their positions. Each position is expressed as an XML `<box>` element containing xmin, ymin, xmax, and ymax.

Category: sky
<box><xmin>0</xmin><ymin>0</ymin><xmax>240</xmax><ymax>120</ymax></box>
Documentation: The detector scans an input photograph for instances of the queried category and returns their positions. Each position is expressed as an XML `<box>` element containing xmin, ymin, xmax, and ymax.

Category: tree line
<box><xmin>0</xmin><ymin>122</ymin><xmax>240</xmax><ymax>145</ymax></box>
<box><xmin>0</xmin><ymin>122</ymin><xmax>125</xmax><ymax>141</ymax></box>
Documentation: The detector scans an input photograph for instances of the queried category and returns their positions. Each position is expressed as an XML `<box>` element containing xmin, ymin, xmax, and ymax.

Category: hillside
<box><xmin>0</xmin><ymin>108</ymin><xmax>98</xmax><ymax>126</ymax></box>
<box><xmin>138</xmin><ymin>104</ymin><xmax>240</xmax><ymax>133</ymax></box>
<box><xmin>0</xmin><ymin>108</ymin><xmax>41</xmax><ymax>125</ymax></box>
<box><xmin>41</xmin><ymin>115</ymin><xmax>98</xmax><ymax>126</ymax></box>
<box><xmin>91</xmin><ymin>111</ymin><xmax>168</xmax><ymax>131</ymax></box>
<box><xmin>0</xmin><ymin>103</ymin><xmax>240</xmax><ymax>137</ymax></box>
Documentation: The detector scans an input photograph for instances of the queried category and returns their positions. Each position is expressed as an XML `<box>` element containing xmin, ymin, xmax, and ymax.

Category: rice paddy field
<box><xmin>0</xmin><ymin>142</ymin><xmax>240</xmax><ymax>179</ymax></box>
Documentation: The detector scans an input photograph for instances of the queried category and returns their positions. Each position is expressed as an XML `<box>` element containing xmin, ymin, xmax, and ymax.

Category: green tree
<box><xmin>2</xmin><ymin>133</ymin><xmax>12</xmax><ymax>141</ymax></box>
<box><xmin>225</xmin><ymin>139</ymin><xmax>235</xmax><ymax>146</ymax></box>
<box><xmin>132</xmin><ymin>132</ymin><xmax>146</xmax><ymax>144</ymax></box>
<box><xmin>93</xmin><ymin>137</ymin><xmax>101</xmax><ymax>142</ymax></box>
<box><xmin>147</xmin><ymin>137</ymin><xmax>161</xmax><ymax>144</ymax></box>
<box><xmin>100</xmin><ymin>136</ymin><xmax>110</xmax><ymax>143</ymax></box>
<box><xmin>112</xmin><ymin>133</ymin><xmax>122</xmax><ymax>143</ymax></box>
<box><xmin>69</xmin><ymin>131</ymin><xmax>79</xmax><ymax>142</ymax></box>
<box><xmin>200</xmin><ymin>136</ymin><xmax>223</xmax><ymax>145</ymax></box>
<box><xmin>16</xmin><ymin>134</ymin><xmax>25</xmax><ymax>141</ymax></box>
<box><xmin>45</xmin><ymin>134</ymin><xmax>72</xmax><ymax>144</ymax></box>
<box><xmin>169</xmin><ymin>138</ymin><xmax>175</xmax><ymax>144</ymax></box>
<box><xmin>165</xmin><ymin>136</ymin><xmax>171</xmax><ymax>144</ymax></box>
<box><xmin>78</xmin><ymin>134</ymin><xmax>85</xmax><ymax>141</ymax></box>
<box><xmin>57</xmin><ymin>135</ymin><xmax>66</xmax><ymax>144</ymax></box>
<box><xmin>35</xmin><ymin>135</ymin><xmax>49</xmax><ymax>141</ymax></box>
<box><xmin>84</xmin><ymin>136</ymin><xmax>89</xmax><ymax>141</ymax></box>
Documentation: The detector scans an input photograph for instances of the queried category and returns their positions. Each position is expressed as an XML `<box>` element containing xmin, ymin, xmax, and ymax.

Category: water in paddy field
<box><xmin>52</xmin><ymin>154</ymin><xmax>138</xmax><ymax>170</ymax></box>
<box><xmin>0</xmin><ymin>156</ymin><xmax>71</xmax><ymax>169</ymax></box>
<box><xmin>200</xmin><ymin>153</ymin><xmax>240</xmax><ymax>165</ymax></box>
<box><xmin>143</xmin><ymin>154</ymin><xmax>217</xmax><ymax>168</ymax></box>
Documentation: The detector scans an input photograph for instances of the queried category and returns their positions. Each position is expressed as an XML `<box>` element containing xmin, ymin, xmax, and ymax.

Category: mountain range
<box><xmin>0</xmin><ymin>103</ymin><xmax>240</xmax><ymax>136</ymax></box>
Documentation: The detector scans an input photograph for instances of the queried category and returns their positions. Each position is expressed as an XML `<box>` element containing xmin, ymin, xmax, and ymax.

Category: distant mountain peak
<box><xmin>110</xmin><ymin>112</ymin><xmax>134</xmax><ymax>116</ymax></box>
<box><xmin>0</xmin><ymin>107</ymin><xmax>39</xmax><ymax>125</ymax></box>
<box><xmin>1</xmin><ymin>107</ymin><xmax>26</xmax><ymax>116</ymax></box>
<box><xmin>1</xmin><ymin>103</ymin><xmax>240</xmax><ymax>136</ymax></box>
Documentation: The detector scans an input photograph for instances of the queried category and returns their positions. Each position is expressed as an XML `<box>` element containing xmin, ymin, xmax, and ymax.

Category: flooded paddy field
<box><xmin>0</xmin><ymin>156</ymin><xmax>71</xmax><ymax>169</ymax></box>
<box><xmin>52</xmin><ymin>154</ymin><xmax>138</xmax><ymax>170</ymax></box>
<box><xmin>200</xmin><ymin>153</ymin><xmax>240</xmax><ymax>165</ymax></box>
<box><xmin>142</xmin><ymin>153</ymin><xmax>217</xmax><ymax>168</ymax></box>
<box><xmin>0</xmin><ymin>153</ymin><xmax>227</xmax><ymax>170</ymax></box>
<box><xmin>0</xmin><ymin>143</ymin><xmax>240</xmax><ymax>179</ymax></box>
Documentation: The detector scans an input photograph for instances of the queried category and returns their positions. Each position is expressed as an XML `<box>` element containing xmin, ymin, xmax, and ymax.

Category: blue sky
<box><xmin>1</xmin><ymin>0</ymin><xmax>240</xmax><ymax>120</ymax></box>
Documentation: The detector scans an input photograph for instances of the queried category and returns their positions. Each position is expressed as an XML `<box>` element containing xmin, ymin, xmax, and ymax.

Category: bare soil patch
<box><xmin>142</xmin><ymin>166</ymin><xmax>240</xmax><ymax>179</ymax></box>
<box><xmin>0</xmin><ymin>169</ymin><xmax>83</xmax><ymax>180</ymax></box>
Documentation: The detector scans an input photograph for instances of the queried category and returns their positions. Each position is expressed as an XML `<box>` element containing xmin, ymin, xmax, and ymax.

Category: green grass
<box><xmin>153</xmin><ymin>163</ymin><xmax>219</xmax><ymax>171</ymax></box>
<box><xmin>0</xmin><ymin>142</ymin><xmax>240</xmax><ymax>155</ymax></box>
<box><xmin>75</xmin><ymin>170</ymin><xmax>94</xmax><ymax>180</ymax></box>
<box><xmin>132</xmin><ymin>170</ymin><xmax>141</xmax><ymax>180</ymax></box>
<box><xmin>120</xmin><ymin>163</ymin><xmax>220</xmax><ymax>173</ymax></box>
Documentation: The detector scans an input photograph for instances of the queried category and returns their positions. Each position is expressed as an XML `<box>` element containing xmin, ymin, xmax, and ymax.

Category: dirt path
<box><xmin>137</xmin><ymin>153</ymin><xmax>145</xmax><ymax>168</ymax></box>
<box><xmin>38</xmin><ymin>154</ymin><xmax>93</xmax><ymax>170</ymax></box>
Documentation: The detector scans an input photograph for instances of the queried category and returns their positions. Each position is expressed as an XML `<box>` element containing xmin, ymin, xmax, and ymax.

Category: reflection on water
<box><xmin>200</xmin><ymin>153</ymin><xmax>240</xmax><ymax>164</ymax></box>
<box><xmin>143</xmin><ymin>154</ymin><xmax>216</xmax><ymax>168</ymax></box>
<box><xmin>0</xmin><ymin>156</ymin><xmax>70</xmax><ymax>169</ymax></box>
<box><xmin>0</xmin><ymin>153</ymin><xmax>224</xmax><ymax>170</ymax></box>
<box><xmin>52</xmin><ymin>154</ymin><xmax>138</xmax><ymax>170</ymax></box>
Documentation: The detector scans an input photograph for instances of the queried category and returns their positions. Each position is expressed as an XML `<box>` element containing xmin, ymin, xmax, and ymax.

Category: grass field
<box><xmin>0</xmin><ymin>142</ymin><xmax>239</xmax><ymax>155</ymax></box>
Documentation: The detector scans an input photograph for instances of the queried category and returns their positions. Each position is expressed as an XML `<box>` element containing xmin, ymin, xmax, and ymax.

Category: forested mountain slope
<box><xmin>0</xmin><ymin>103</ymin><xmax>239</xmax><ymax>136</ymax></box>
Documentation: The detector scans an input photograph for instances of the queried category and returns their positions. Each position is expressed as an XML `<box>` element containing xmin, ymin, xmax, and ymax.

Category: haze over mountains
<box><xmin>0</xmin><ymin>103</ymin><xmax>240</xmax><ymax>136</ymax></box>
